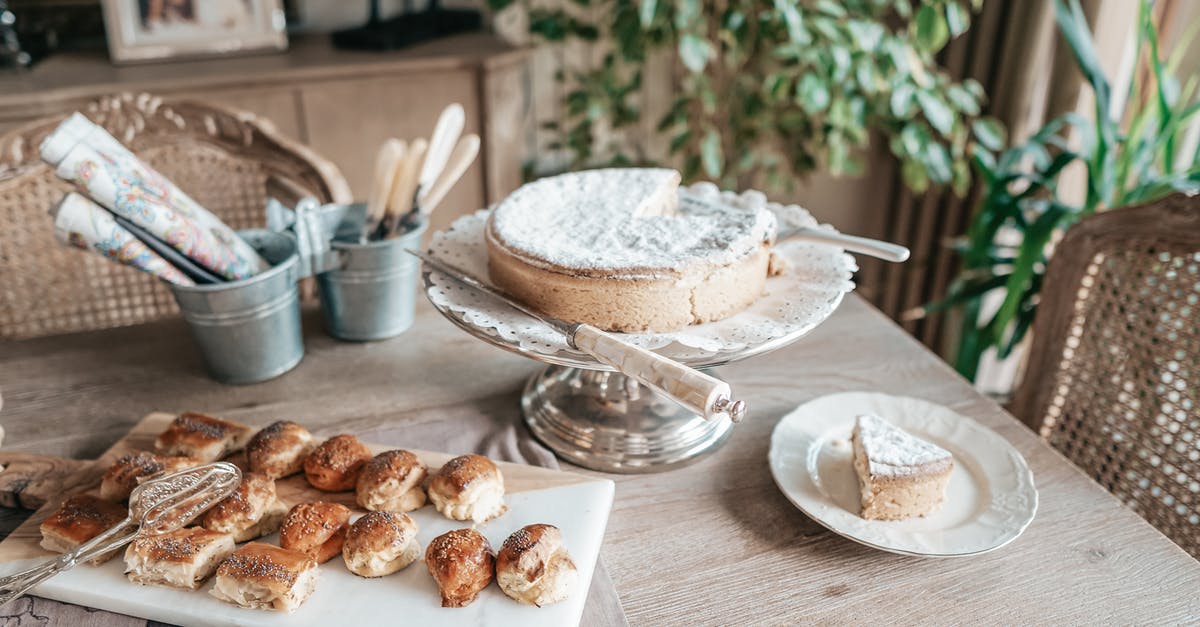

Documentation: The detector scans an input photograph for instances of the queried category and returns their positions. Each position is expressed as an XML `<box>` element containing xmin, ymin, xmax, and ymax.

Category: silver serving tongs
<box><xmin>0</xmin><ymin>462</ymin><xmax>241</xmax><ymax>608</ymax></box>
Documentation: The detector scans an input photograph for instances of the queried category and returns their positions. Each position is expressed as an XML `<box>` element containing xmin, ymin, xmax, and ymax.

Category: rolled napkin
<box><xmin>39</xmin><ymin>113</ymin><xmax>268</xmax><ymax>281</ymax></box>
<box><xmin>50</xmin><ymin>192</ymin><xmax>196</xmax><ymax>287</ymax></box>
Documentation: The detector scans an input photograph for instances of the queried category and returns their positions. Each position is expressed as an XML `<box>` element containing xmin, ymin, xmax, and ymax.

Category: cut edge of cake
<box><xmin>850</xmin><ymin>414</ymin><xmax>954</xmax><ymax>521</ymax></box>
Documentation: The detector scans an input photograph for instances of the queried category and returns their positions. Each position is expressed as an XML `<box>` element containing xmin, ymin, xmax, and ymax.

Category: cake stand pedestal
<box><xmin>424</xmin><ymin>269</ymin><xmax>840</xmax><ymax>473</ymax></box>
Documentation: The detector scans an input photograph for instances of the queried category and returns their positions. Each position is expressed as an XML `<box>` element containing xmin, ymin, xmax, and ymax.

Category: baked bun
<box><xmin>279</xmin><ymin>501</ymin><xmax>351</xmax><ymax>564</ymax></box>
<box><xmin>425</xmin><ymin>528</ymin><xmax>495</xmax><ymax>608</ymax></box>
<box><xmin>342</xmin><ymin>511</ymin><xmax>420</xmax><ymax>577</ymax></box>
<box><xmin>245</xmin><ymin>420</ymin><xmax>316</xmax><ymax>479</ymax></box>
<box><xmin>124</xmin><ymin>526</ymin><xmax>235</xmax><ymax>590</ymax></box>
<box><xmin>356</xmin><ymin>450</ymin><xmax>428</xmax><ymax>513</ymax></box>
<box><xmin>155</xmin><ymin>412</ymin><xmax>254</xmax><ymax>462</ymax></box>
<box><xmin>200</xmin><ymin>472</ymin><xmax>288</xmax><ymax>542</ymax></box>
<box><xmin>210</xmin><ymin>542</ymin><xmax>318</xmax><ymax>613</ymax></box>
<box><xmin>496</xmin><ymin>524</ymin><xmax>578</xmax><ymax>606</ymax></box>
<box><xmin>39</xmin><ymin>494</ymin><xmax>129</xmax><ymax>564</ymax></box>
<box><xmin>427</xmin><ymin>455</ymin><xmax>506</xmax><ymax>523</ymax></box>
<box><xmin>100</xmin><ymin>452</ymin><xmax>198</xmax><ymax>502</ymax></box>
<box><xmin>303</xmin><ymin>434</ymin><xmax>372</xmax><ymax>492</ymax></box>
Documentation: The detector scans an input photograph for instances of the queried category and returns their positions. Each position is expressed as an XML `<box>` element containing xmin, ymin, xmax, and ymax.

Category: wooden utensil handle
<box><xmin>571</xmin><ymin>325</ymin><xmax>745</xmax><ymax>422</ymax></box>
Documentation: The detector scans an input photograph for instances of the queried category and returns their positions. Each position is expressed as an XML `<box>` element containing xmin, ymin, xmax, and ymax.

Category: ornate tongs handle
<box><xmin>0</xmin><ymin>517</ymin><xmax>135</xmax><ymax>608</ymax></box>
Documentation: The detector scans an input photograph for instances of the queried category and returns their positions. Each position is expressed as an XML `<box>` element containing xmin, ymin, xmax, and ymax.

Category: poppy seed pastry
<box><xmin>851</xmin><ymin>414</ymin><xmax>954</xmax><ymax>521</ymax></box>
<box><xmin>304</xmin><ymin>434</ymin><xmax>373</xmax><ymax>492</ymax></box>
<box><xmin>124</xmin><ymin>526</ymin><xmax>235</xmax><ymax>590</ymax></box>
<box><xmin>210</xmin><ymin>542</ymin><xmax>318</xmax><ymax>613</ymax></box>
<box><xmin>486</xmin><ymin>168</ymin><xmax>777</xmax><ymax>332</ymax></box>
<box><xmin>427</xmin><ymin>454</ymin><xmax>506</xmax><ymax>523</ymax></box>
<box><xmin>496</xmin><ymin>524</ymin><xmax>577</xmax><ymax>607</ymax></box>
<box><xmin>425</xmin><ymin>528</ymin><xmax>495</xmax><ymax>608</ymax></box>
<box><xmin>356</xmin><ymin>450</ymin><xmax>428</xmax><ymax>513</ymax></box>
<box><xmin>279</xmin><ymin>501</ymin><xmax>351</xmax><ymax>564</ymax></box>
<box><xmin>154</xmin><ymin>411</ymin><xmax>255</xmax><ymax>462</ymax></box>
<box><xmin>200</xmin><ymin>472</ymin><xmax>288</xmax><ymax>542</ymax></box>
<box><xmin>40</xmin><ymin>494</ymin><xmax>129</xmax><ymax>565</ymax></box>
<box><xmin>100</xmin><ymin>452</ymin><xmax>198</xmax><ymax>502</ymax></box>
<box><xmin>342</xmin><ymin>511</ymin><xmax>421</xmax><ymax>578</ymax></box>
<box><xmin>246</xmin><ymin>420</ymin><xmax>317</xmax><ymax>479</ymax></box>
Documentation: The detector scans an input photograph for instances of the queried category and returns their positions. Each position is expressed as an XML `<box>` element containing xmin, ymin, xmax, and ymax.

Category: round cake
<box><xmin>485</xmin><ymin>168</ymin><xmax>777</xmax><ymax>332</ymax></box>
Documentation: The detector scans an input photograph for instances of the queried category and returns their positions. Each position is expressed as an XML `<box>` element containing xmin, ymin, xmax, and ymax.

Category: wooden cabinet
<box><xmin>0</xmin><ymin>33</ymin><xmax>529</xmax><ymax>233</ymax></box>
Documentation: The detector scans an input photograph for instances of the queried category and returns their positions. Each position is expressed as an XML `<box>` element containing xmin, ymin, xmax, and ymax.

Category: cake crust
<box><xmin>851</xmin><ymin>415</ymin><xmax>954</xmax><ymax>521</ymax></box>
<box><xmin>485</xmin><ymin>168</ymin><xmax>776</xmax><ymax>333</ymax></box>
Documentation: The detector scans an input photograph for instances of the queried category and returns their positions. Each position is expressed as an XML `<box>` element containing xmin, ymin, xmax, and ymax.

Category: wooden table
<box><xmin>0</xmin><ymin>295</ymin><xmax>1197</xmax><ymax>624</ymax></box>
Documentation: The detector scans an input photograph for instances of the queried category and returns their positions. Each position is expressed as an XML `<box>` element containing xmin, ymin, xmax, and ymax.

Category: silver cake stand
<box><xmin>421</xmin><ymin>267</ymin><xmax>847</xmax><ymax>473</ymax></box>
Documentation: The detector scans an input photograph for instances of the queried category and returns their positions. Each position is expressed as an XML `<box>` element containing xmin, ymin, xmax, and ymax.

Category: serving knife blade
<box><xmin>408</xmin><ymin>249</ymin><xmax>746</xmax><ymax>423</ymax></box>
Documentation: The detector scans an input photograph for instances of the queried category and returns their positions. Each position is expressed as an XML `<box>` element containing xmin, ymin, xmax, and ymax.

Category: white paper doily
<box><xmin>425</xmin><ymin>185</ymin><xmax>857</xmax><ymax>363</ymax></box>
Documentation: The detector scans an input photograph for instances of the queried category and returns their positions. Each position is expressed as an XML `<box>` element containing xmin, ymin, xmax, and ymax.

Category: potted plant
<box><xmin>922</xmin><ymin>0</ymin><xmax>1200</xmax><ymax>383</ymax></box>
<box><xmin>487</xmin><ymin>0</ymin><xmax>1002</xmax><ymax>194</ymax></box>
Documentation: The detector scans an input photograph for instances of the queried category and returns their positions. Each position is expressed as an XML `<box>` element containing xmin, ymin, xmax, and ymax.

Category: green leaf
<box><xmin>947</xmin><ymin>84</ymin><xmax>981</xmax><ymax>115</ymax></box>
<box><xmin>915</xmin><ymin>4</ymin><xmax>950</xmax><ymax>52</ymax></box>
<box><xmin>925</xmin><ymin>142</ymin><xmax>953</xmax><ymax>183</ymax></box>
<box><xmin>845</xmin><ymin>19</ymin><xmax>884</xmax><ymax>50</ymax></box>
<box><xmin>796</xmin><ymin>73</ymin><xmax>831</xmax><ymax>114</ymax></box>
<box><xmin>816</xmin><ymin>0</ymin><xmax>847</xmax><ymax>18</ymax></box>
<box><xmin>678</xmin><ymin>34</ymin><xmax>713</xmax><ymax>73</ymax></box>
<box><xmin>917</xmin><ymin>90</ymin><xmax>955</xmax><ymax>135</ymax></box>
<box><xmin>890</xmin><ymin>84</ymin><xmax>916</xmax><ymax>117</ymax></box>
<box><xmin>773</xmin><ymin>0</ymin><xmax>805</xmax><ymax>43</ymax></box>
<box><xmin>674</xmin><ymin>0</ymin><xmax>700</xmax><ymax>29</ymax></box>
<box><xmin>669</xmin><ymin>130</ymin><xmax>692</xmax><ymax>154</ymax></box>
<box><xmin>700</xmin><ymin>129</ymin><xmax>724</xmax><ymax>178</ymax></box>
<box><xmin>972</xmin><ymin>118</ymin><xmax>1006</xmax><ymax>151</ymax></box>
<box><xmin>945</xmin><ymin>2</ymin><xmax>969</xmax><ymax>37</ymax></box>
<box><xmin>486</xmin><ymin>0</ymin><xmax>514</xmax><ymax>10</ymax></box>
<box><xmin>639</xmin><ymin>0</ymin><xmax>657</xmax><ymax>27</ymax></box>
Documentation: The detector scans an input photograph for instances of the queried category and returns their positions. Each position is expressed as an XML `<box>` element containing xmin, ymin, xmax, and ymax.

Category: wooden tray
<box><xmin>0</xmin><ymin>413</ymin><xmax>615</xmax><ymax>626</ymax></box>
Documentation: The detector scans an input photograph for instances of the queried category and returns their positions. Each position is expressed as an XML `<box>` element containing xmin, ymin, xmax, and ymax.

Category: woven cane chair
<box><xmin>0</xmin><ymin>92</ymin><xmax>352</xmax><ymax>341</ymax></box>
<box><xmin>1010</xmin><ymin>193</ymin><xmax>1200</xmax><ymax>558</ymax></box>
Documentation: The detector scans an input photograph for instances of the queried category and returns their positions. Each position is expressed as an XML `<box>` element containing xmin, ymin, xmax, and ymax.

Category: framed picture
<box><xmin>100</xmin><ymin>0</ymin><xmax>287</xmax><ymax>64</ymax></box>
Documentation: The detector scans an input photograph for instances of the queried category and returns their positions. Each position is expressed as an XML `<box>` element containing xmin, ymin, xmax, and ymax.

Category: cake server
<box><xmin>677</xmin><ymin>192</ymin><xmax>910</xmax><ymax>262</ymax></box>
<box><xmin>408</xmin><ymin>249</ymin><xmax>748</xmax><ymax>423</ymax></box>
<box><xmin>0</xmin><ymin>462</ymin><xmax>241</xmax><ymax>607</ymax></box>
<box><xmin>417</xmin><ymin>103</ymin><xmax>465</xmax><ymax>204</ymax></box>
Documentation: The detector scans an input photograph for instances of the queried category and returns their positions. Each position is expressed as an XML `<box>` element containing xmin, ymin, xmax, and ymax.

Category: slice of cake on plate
<box><xmin>851</xmin><ymin>414</ymin><xmax>954</xmax><ymax>521</ymax></box>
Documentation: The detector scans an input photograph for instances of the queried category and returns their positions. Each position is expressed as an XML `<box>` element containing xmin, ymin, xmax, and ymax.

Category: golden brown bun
<box><xmin>200</xmin><ymin>472</ymin><xmax>286</xmax><ymax>542</ymax></box>
<box><xmin>100</xmin><ymin>453</ymin><xmax>198</xmax><ymax>502</ymax></box>
<box><xmin>303</xmin><ymin>435</ymin><xmax>372</xmax><ymax>492</ymax></box>
<box><xmin>154</xmin><ymin>412</ymin><xmax>254</xmax><ymax>462</ymax></box>
<box><xmin>496</xmin><ymin>524</ymin><xmax>577</xmax><ymax>606</ymax></box>
<box><xmin>40</xmin><ymin>494</ymin><xmax>129</xmax><ymax>564</ymax></box>
<box><xmin>356</xmin><ymin>450</ymin><xmax>428</xmax><ymax>513</ymax></box>
<box><xmin>425</xmin><ymin>528</ymin><xmax>495</xmax><ymax>608</ymax></box>
<box><xmin>209</xmin><ymin>542</ymin><xmax>318</xmax><ymax>613</ymax></box>
<box><xmin>245</xmin><ymin>421</ymin><xmax>316</xmax><ymax>480</ymax></box>
<box><xmin>342</xmin><ymin>511</ymin><xmax>420</xmax><ymax>577</ymax></box>
<box><xmin>123</xmin><ymin>526</ymin><xmax>235</xmax><ymax>590</ymax></box>
<box><xmin>427</xmin><ymin>455</ymin><xmax>506</xmax><ymax>523</ymax></box>
<box><xmin>279</xmin><ymin>501</ymin><xmax>351</xmax><ymax>564</ymax></box>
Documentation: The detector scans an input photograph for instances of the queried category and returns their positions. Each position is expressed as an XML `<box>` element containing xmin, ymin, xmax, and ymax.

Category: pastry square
<box><xmin>200</xmin><ymin>472</ymin><xmax>288</xmax><ymax>542</ymax></box>
<box><xmin>210</xmin><ymin>542</ymin><xmax>319</xmax><ymax>613</ymax></box>
<box><xmin>100</xmin><ymin>452</ymin><xmax>198</xmax><ymax>502</ymax></box>
<box><xmin>851</xmin><ymin>414</ymin><xmax>954</xmax><ymax>521</ymax></box>
<box><xmin>124</xmin><ymin>526</ymin><xmax>235</xmax><ymax>590</ymax></box>
<box><xmin>245</xmin><ymin>420</ymin><xmax>316</xmax><ymax>479</ymax></box>
<box><xmin>155</xmin><ymin>412</ymin><xmax>255</xmax><ymax>462</ymax></box>
<box><xmin>40</xmin><ymin>494</ymin><xmax>129</xmax><ymax>564</ymax></box>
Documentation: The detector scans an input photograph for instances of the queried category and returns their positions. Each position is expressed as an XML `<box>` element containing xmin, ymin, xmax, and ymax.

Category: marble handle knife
<box><xmin>409</xmin><ymin>250</ymin><xmax>747</xmax><ymax>423</ymax></box>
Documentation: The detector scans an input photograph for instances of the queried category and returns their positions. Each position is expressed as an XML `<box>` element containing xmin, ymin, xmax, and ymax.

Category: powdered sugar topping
<box><xmin>856</xmin><ymin>414</ymin><xmax>952</xmax><ymax>476</ymax></box>
<box><xmin>488</xmin><ymin>168</ymin><xmax>776</xmax><ymax>275</ymax></box>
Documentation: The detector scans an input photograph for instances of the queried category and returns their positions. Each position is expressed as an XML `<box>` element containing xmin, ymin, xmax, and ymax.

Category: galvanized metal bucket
<box><xmin>315</xmin><ymin>203</ymin><xmax>426</xmax><ymax>341</ymax></box>
<box><xmin>168</xmin><ymin>230</ymin><xmax>303</xmax><ymax>384</ymax></box>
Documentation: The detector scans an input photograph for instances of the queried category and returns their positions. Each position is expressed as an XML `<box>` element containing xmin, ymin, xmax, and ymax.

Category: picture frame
<box><xmin>100</xmin><ymin>0</ymin><xmax>287</xmax><ymax>64</ymax></box>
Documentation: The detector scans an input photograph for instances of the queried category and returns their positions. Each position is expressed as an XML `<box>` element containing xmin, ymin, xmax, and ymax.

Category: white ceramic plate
<box><xmin>768</xmin><ymin>392</ymin><xmax>1037</xmax><ymax>557</ymax></box>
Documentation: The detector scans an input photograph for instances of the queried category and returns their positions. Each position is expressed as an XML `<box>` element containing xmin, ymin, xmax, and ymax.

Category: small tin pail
<box><xmin>315</xmin><ymin>203</ymin><xmax>426</xmax><ymax>341</ymax></box>
<box><xmin>168</xmin><ymin>230</ymin><xmax>303</xmax><ymax>384</ymax></box>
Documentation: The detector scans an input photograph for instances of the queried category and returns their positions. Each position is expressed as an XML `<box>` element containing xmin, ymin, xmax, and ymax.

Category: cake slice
<box><xmin>851</xmin><ymin>414</ymin><xmax>953</xmax><ymax>521</ymax></box>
